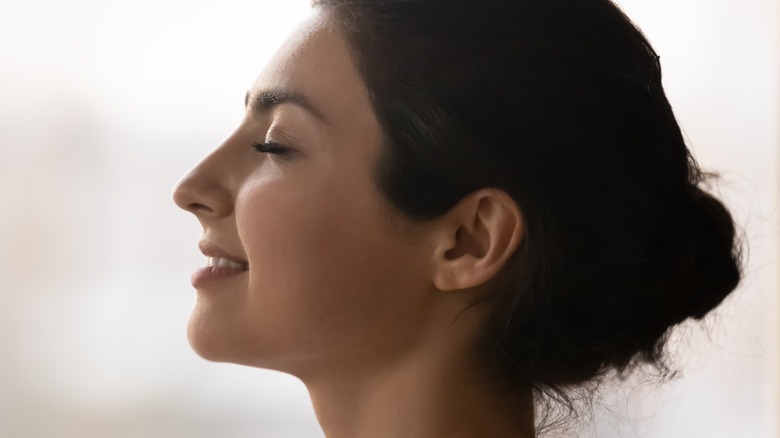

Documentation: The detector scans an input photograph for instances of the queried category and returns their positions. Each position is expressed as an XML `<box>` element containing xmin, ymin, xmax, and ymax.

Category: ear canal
<box><xmin>444</xmin><ymin>220</ymin><xmax>489</xmax><ymax>261</ymax></box>
<box><xmin>443</xmin><ymin>227</ymin><xmax>464</xmax><ymax>260</ymax></box>
<box><xmin>432</xmin><ymin>189</ymin><xmax>524</xmax><ymax>292</ymax></box>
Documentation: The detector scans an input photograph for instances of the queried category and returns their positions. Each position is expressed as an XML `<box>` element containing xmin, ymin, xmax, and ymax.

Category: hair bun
<box><xmin>673</xmin><ymin>186</ymin><xmax>743</xmax><ymax>321</ymax></box>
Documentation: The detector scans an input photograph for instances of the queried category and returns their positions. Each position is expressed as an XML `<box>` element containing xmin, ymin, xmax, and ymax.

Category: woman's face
<box><xmin>172</xmin><ymin>13</ymin><xmax>437</xmax><ymax>376</ymax></box>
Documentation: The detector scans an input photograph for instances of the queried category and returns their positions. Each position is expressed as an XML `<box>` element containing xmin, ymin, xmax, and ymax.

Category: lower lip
<box><xmin>191</xmin><ymin>266</ymin><xmax>248</xmax><ymax>288</ymax></box>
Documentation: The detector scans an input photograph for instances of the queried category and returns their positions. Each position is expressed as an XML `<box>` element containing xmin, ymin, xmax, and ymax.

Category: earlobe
<box><xmin>432</xmin><ymin>188</ymin><xmax>524</xmax><ymax>292</ymax></box>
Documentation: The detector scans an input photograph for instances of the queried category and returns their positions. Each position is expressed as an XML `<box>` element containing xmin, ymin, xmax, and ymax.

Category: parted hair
<box><xmin>313</xmin><ymin>0</ymin><xmax>745</xmax><ymax>430</ymax></box>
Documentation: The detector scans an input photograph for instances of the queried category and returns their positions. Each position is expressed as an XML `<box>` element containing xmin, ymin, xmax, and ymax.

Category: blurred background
<box><xmin>0</xmin><ymin>0</ymin><xmax>777</xmax><ymax>437</ymax></box>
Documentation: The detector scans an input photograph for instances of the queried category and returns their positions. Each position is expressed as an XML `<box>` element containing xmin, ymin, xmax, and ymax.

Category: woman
<box><xmin>172</xmin><ymin>0</ymin><xmax>744</xmax><ymax>436</ymax></box>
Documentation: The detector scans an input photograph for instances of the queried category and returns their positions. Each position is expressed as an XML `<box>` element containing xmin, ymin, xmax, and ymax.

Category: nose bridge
<box><xmin>172</xmin><ymin>138</ymin><xmax>239</xmax><ymax>218</ymax></box>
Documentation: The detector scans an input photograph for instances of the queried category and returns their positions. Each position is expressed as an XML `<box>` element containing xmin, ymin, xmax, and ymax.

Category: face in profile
<box><xmin>172</xmin><ymin>13</ymin><xmax>440</xmax><ymax>377</ymax></box>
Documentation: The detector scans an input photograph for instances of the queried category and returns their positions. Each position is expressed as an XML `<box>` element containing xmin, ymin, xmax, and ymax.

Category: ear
<box><xmin>431</xmin><ymin>188</ymin><xmax>525</xmax><ymax>292</ymax></box>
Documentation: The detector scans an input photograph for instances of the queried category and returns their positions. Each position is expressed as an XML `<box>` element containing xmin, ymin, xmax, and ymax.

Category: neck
<box><xmin>304</xmin><ymin>359</ymin><xmax>535</xmax><ymax>438</ymax></box>
<box><xmin>299</xmin><ymin>304</ymin><xmax>535</xmax><ymax>438</ymax></box>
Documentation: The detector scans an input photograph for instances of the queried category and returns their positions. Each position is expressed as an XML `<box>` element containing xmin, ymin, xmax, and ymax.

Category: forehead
<box><xmin>249</xmin><ymin>12</ymin><xmax>373</xmax><ymax>129</ymax></box>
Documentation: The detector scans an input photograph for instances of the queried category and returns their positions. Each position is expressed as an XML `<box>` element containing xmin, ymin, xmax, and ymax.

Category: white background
<box><xmin>0</xmin><ymin>0</ymin><xmax>777</xmax><ymax>437</ymax></box>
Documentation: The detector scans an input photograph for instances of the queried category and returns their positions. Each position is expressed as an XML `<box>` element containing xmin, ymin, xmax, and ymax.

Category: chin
<box><xmin>186</xmin><ymin>312</ymin><xmax>236</xmax><ymax>363</ymax></box>
<box><xmin>184</xmin><ymin>304</ymin><xmax>315</xmax><ymax>374</ymax></box>
<box><xmin>185</xmin><ymin>312</ymin><xmax>284</xmax><ymax>370</ymax></box>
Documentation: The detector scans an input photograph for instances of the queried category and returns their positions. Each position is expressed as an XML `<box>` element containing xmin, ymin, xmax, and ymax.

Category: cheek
<box><xmin>235</xmin><ymin>170</ymin><xmax>416</xmax><ymax>358</ymax></box>
<box><xmin>238</xmin><ymin>171</ymin><xmax>368</xmax><ymax>282</ymax></box>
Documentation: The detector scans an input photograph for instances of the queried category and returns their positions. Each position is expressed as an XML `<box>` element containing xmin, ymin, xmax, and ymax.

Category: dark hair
<box><xmin>313</xmin><ymin>0</ymin><xmax>745</xmax><ymax>430</ymax></box>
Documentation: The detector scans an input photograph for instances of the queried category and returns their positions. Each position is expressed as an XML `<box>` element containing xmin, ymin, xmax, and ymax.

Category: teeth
<box><xmin>207</xmin><ymin>257</ymin><xmax>247</xmax><ymax>270</ymax></box>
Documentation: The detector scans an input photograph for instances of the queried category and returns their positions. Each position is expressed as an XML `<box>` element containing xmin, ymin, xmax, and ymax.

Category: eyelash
<box><xmin>250</xmin><ymin>141</ymin><xmax>293</xmax><ymax>156</ymax></box>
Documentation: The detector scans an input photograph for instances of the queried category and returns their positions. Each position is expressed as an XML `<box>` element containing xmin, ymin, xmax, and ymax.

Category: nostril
<box><xmin>172</xmin><ymin>178</ymin><xmax>196</xmax><ymax>211</ymax></box>
<box><xmin>172</xmin><ymin>178</ymin><xmax>218</xmax><ymax>215</ymax></box>
<box><xmin>172</xmin><ymin>166</ymin><xmax>233</xmax><ymax>218</ymax></box>
<box><xmin>189</xmin><ymin>202</ymin><xmax>216</xmax><ymax>215</ymax></box>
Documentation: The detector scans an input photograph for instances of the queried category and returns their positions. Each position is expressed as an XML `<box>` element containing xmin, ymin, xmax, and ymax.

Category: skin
<box><xmin>173</xmin><ymin>11</ymin><xmax>533</xmax><ymax>438</ymax></box>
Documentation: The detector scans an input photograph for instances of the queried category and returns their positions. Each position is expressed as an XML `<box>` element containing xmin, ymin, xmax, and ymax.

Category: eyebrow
<box><xmin>245</xmin><ymin>88</ymin><xmax>328</xmax><ymax>124</ymax></box>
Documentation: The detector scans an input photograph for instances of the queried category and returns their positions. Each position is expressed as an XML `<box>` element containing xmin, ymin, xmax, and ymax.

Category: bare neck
<box><xmin>301</xmin><ymin>331</ymin><xmax>535</xmax><ymax>438</ymax></box>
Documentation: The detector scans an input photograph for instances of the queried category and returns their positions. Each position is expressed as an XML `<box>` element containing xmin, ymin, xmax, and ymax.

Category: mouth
<box><xmin>191</xmin><ymin>260</ymin><xmax>248</xmax><ymax>289</ymax></box>
<box><xmin>206</xmin><ymin>256</ymin><xmax>249</xmax><ymax>271</ymax></box>
<box><xmin>192</xmin><ymin>241</ymin><xmax>249</xmax><ymax>288</ymax></box>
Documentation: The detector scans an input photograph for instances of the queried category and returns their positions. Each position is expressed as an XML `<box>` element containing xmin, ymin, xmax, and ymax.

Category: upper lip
<box><xmin>199</xmin><ymin>240</ymin><xmax>248</xmax><ymax>266</ymax></box>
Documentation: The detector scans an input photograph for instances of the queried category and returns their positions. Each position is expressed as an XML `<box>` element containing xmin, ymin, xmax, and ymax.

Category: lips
<box><xmin>199</xmin><ymin>240</ymin><xmax>248</xmax><ymax>267</ymax></box>
<box><xmin>207</xmin><ymin>256</ymin><xmax>249</xmax><ymax>270</ymax></box>
<box><xmin>192</xmin><ymin>240</ymin><xmax>249</xmax><ymax>288</ymax></box>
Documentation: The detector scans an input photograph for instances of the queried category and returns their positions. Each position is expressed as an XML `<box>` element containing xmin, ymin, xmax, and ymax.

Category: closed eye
<box><xmin>250</xmin><ymin>141</ymin><xmax>293</xmax><ymax>156</ymax></box>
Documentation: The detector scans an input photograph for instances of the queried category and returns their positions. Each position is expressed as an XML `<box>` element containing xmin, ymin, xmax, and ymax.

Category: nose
<box><xmin>172</xmin><ymin>150</ymin><xmax>234</xmax><ymax>219</ymax></box>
